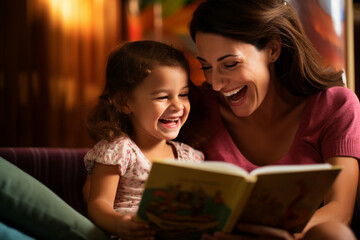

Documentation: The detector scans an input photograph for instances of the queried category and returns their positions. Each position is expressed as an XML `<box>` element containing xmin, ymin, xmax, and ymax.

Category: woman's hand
<box><xmin>115</xmin><ymin>213</ymin><xmax>156</xmax><ymax>240</ymax></box>
<box><xmin>201</xmin><ymin>223</ymin><xmax>295</xmax><ymax>240</ymax></box>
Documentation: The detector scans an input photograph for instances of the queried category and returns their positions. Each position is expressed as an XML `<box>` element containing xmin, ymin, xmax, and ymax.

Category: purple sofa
<box><xmin>0</xmin><ymin>147</ymin><xmax>359</xmax><ymax>238</ymax></box>
<box><xmin>0</xmin><ymin>147</ymin><xmax>90</xmax><ymax>217</ymax></box>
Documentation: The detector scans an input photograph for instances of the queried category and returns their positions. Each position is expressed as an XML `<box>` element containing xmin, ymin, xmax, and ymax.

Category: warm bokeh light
<box><xmin>41</xmin><ymin>0</ymin><xmax>92</xmax><ymax>32</ymax></box>
<box><xmin>1</xmin><ymin>0</ymin><xmax>355</xmax><ymax>148</ymax></box>
<box><xmin>0</xmin><ymin>0</ymin><xmax>122</xmax><ymax>147</ymax></box>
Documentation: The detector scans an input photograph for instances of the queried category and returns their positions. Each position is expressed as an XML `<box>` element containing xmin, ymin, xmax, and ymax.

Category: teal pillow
<box><xmin>0</xmin><ymin>157</ymin><xmax>109</xmax><ymax>240</ymax></box>
<box><xmin>0</xmin><ymin>221</ymin><xmax>35</xmax><ymax>240</ymax></box>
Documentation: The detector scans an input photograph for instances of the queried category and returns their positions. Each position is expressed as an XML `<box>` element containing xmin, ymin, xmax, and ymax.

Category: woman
<box><xmin>184</xmin><ymin>0</ymin><xmax>360</xmax><ymax>239</ymax></box>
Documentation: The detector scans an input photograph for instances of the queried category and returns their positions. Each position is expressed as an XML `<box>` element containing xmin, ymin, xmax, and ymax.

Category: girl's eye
<box><xmin>156</xmin><ymin>96</ymin><xmax>168</xmax><ymax>100</ymax></box>
<box><xmin>179</xmin><ymin>93</ymin><xmax>189</xmax><ymax>98</ymax></box>
<box><xmin>224</xmin><ymin>62</ymin><xmax>238</xmax><ymax>68</ymax></box>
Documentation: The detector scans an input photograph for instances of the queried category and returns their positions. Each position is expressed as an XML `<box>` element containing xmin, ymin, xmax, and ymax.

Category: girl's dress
<box><xmin>84</xmin><ymin>134</ymin><xmax>204</xmax><ymax>214</ymax></box>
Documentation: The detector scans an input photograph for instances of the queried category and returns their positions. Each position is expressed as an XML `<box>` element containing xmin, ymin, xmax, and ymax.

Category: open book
<box><xmin>136</xmin><ymin>159</ymin><xmax>341</xmax><ymax>239</ymax></box>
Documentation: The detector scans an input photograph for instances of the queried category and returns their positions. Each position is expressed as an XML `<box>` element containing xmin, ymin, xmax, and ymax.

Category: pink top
<box><xmin>199</xmin><ymin>86</ymin><xmax>360</xmax><ymax>172</ymax></box>
<box><xmin>84</xmin><ymin>135</ymin><xmax>204</xmax><ymax>214</ymax></box>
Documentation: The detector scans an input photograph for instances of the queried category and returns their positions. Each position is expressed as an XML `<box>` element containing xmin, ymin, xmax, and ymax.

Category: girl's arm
<box><xmin>82</xmin><ymin>173</ymin><xmax>91</xmax><ymax>205</ymax></box>
<box><xmin>87</xmin><ymin>163</ymin><xmax>155</xmax><ymax>239</ymax></box>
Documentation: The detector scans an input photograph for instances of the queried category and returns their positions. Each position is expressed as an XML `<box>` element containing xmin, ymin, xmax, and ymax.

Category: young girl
<box><xmin>83</xmin><ymin>40</ymin><xmax>204</xmax><ymax>239</ymax></box>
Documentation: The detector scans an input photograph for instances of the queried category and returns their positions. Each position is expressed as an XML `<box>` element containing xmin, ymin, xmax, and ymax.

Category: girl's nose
<box><xmin>170</xmin><ymin>98</ymin><xmax>184</xmax><ymax>111</ymax></box>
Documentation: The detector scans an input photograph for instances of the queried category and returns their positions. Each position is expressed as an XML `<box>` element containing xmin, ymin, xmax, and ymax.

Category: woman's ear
<box><xmin>268</xmin><ymin>36</ymin><xmax>282</xmax><ymax>62</ymax></box>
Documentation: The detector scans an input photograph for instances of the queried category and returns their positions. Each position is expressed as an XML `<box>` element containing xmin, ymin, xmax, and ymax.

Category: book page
<box><xmin>156</xmin><ymin>159</ymin><xmax>251</xmax><ymax>179</ymax></box>
<box><xmin>239</xmin><ymin>166</ymin><xmax>341</xmax><ymax>233</ymax></box>
<box><xmin>250</xmin><ymin>163</ymin><xmax>335</xmax><ymax>176</ymax></box>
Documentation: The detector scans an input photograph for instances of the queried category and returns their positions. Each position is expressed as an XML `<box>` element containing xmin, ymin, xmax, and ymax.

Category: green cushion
<box><xmin>0</xmin><ymin>157</ymin><xmax>109</xmax><ymax>240</ymax></box>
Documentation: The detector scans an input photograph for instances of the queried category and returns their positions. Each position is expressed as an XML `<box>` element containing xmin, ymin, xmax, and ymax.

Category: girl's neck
<box><xmin>131</xmin><ymin>135</ymin><xmax>176</xmax><ymax>161</ymax></box>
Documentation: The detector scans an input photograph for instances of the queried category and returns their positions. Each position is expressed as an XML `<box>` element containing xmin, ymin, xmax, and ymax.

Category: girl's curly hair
<box><xmin>87</xmin><ymin>40</ymin><xmax>191</xmax><ymax>142</ymax></box>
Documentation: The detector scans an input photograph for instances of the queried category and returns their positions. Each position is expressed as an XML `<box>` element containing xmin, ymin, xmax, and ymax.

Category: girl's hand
<box><xmin>116</xmin><ymin>214</ymin><xmax>156</xmax><ymax>240</ymax></box>
<box><xmin>201</xmin><ymin>223</ymin><xmax>294</xmax><ymax>240</ymax></box>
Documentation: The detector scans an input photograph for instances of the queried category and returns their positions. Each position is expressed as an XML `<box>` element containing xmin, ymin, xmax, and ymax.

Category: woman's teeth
<box><xmin>222</xmin><ymin>86</ymin><xmax>244</xmax><ymax>97</ymax></box>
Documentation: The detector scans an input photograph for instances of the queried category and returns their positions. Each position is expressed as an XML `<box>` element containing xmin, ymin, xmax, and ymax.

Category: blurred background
<box><xmin>1</xmin><ymin>0</ymin><xmax>360</xmax><ymax>148</ymax></box>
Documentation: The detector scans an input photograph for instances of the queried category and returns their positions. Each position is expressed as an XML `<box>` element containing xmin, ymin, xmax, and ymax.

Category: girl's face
<box><xmin>125</xmin><ymin>65</ymin><xmax>190</xmax><ymax>144</ymax></box>
<box><xmin>195</xmin><ymin>32</ymin><xmax>274</xmax><ymax>117</ymax></box>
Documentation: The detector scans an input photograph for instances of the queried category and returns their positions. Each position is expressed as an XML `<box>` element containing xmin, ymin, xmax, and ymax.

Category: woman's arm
<box><xmin>302</xmin><ymin>156</ymin><xmax>359</xmax><ymax>231</ymax></box>
<box><xmin>87</xmin><ymin>163</ymin><xmax>155</xmax><ymax>239</ymax></box>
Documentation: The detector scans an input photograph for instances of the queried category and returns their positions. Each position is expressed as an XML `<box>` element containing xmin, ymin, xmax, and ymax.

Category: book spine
<box><xmin>222</xmin><ymin>180</ymin><xmax>256</xmax><ymax>232</ymax></box>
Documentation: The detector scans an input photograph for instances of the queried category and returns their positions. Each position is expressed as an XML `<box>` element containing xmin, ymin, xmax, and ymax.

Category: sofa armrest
<box><xmin>0</xmin><ymin>147</ymin><xmax>89</xmax><ymax>216</ymax></box>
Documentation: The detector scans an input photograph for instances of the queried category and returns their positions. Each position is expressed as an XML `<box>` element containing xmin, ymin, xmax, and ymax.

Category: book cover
<box><xmin>136</xmin><ymin>160</ymin><xmax>341</xmax><ymax>239</ymax></box>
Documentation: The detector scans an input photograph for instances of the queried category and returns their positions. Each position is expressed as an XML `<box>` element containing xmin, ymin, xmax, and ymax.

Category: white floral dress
<box><xmin>84</xmin><ymin>135</ymin><xmax>204</xmax><ymax>214</ymax></box>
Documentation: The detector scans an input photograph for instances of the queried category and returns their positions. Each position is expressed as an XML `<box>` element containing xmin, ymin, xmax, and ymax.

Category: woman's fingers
<box><xmin>200</xmin><ymin>224</ymin><xmax>295</xmax><ymax>240</ymax></box>
<box><xmin>203</xmin><ymin>231</ymin><xmax>259</xmax><ymax>240</ymax></box>
<box><xmin>201</xmin><ymin>233</ymin><xmax>221</xmax><ymax>240</ymax></box>
<box><xmin>235</xmin><ymin>223</ymin><xmax>294</xmax><ymax>240</ymax></box>
<box><xmin>121</xmin><ymin>229</ymin><xmax>156</xmax><ymax>240</ymax></box>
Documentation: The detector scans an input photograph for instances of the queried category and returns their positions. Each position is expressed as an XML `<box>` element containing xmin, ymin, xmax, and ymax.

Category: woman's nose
<box><xmin>207</xmin><ymin>71</ymin><xmax>229</xmax><ymax>91</ymax></box>
<box><xmin>210</xmin><ymin>75</ymin><xmax>229</xmax><ymax>91</ymax></box>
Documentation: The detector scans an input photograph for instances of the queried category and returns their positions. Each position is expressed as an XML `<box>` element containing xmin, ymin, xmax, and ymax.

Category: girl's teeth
<box><xmin>223</xmin><ymin>87</ymin><xmax>244</xmax><ymax>97</ymax></box>
<box><xmin>161</xmin><ymin>118</ymin><xmax>179</xmax><ymax>121</ymax></box>
<box><xmin>159</xmin><ymin>118</ymin><xmax>180</xmax><ymax>125</ymax></box>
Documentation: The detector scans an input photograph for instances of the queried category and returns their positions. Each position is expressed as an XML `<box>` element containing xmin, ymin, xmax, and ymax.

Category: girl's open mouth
<box><xmin>159</xmin><ymin>118</ymin><xmax>180</xmax><ymax>128</ymax></box>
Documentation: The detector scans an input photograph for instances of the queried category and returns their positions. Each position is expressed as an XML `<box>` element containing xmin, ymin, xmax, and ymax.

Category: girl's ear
<box><xmin>268</xmin><ymin>36</ymin><xmax>282</xmax><ymax>62</ymax></box>
<box><xmin>113</xmin><ymin>96</ymin><xmax>132</xmax><ymax>114</ymax></box>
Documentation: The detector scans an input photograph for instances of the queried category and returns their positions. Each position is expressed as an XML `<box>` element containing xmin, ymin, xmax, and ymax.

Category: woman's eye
<box><xmin>200</xmin><ymin>65</ymin><xmax>211</xmax><ymax>71</ymax></box>
<box><xmin>224</xmin><ymin>62</ymin><xmax>238</xmax><ymax>68</ymax></box>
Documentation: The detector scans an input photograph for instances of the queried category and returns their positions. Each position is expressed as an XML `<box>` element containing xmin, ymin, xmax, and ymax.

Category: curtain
<box><xmin>0</xmin><ymin>0</ymin><xmax>122</xmax><ymax>147</ymax></box>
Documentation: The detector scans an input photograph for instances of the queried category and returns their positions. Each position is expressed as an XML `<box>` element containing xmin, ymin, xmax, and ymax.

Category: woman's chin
<box><xmin>230</xmin><ymin>106</ymin><xmax>254</xmax><ymax>118</ymax></box>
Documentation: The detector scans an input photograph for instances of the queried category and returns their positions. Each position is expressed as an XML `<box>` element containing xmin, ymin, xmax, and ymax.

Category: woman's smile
<box><xmin>222</xmin><ymin>85</ymin><xmax>248</xmax><ymax>105</ymax></box>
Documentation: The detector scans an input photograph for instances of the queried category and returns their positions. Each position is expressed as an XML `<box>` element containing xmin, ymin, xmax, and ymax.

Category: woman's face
<box><xmin>195</xmin><ymin>32</ymin><xmax>274</xmax><ymax>117</ymax></box>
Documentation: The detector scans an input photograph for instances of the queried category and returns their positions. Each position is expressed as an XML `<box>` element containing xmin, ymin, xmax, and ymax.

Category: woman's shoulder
<box><xmin>303</xmin><ymin>87</ymin><xmax>360</xmax><ymax>131</ymax></box>
<box><xmin>315</xmin><ymin>86</ymin><xmax>359</xmax><ymax>104</ymax></box>
<box><xmin>307</xmin><ymin>87</ymin><xmax>359</xmax><ymax>114</ymax></box>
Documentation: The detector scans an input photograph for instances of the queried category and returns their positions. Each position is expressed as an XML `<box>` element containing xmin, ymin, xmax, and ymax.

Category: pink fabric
<box><xmin>200</xmin><ymin>86</ymin><xmax>360</xmax><ymax>172</ymax></box>
<box><xmin>84</xmin><ymin>135</ymin><xmax>204</xmax><ymax>213</ymax></box>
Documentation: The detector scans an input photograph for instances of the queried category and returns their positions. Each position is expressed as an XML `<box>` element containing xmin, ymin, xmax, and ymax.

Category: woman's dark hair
<box><xmin>87</xmin><ymin>40</ymin><xmax>191</xmax><ymax>142</ymax></box>
<box><xmin>189</xmin><ymin>0</ymin><xmax>344</xmax><ymax>96</ymax></box>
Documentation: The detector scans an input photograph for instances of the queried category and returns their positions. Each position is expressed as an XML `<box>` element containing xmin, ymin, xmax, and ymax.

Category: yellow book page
<box><xmin>137</xmin><ymin>161</ymin><xmax>256</xmax><ymax>239</ymax></box>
